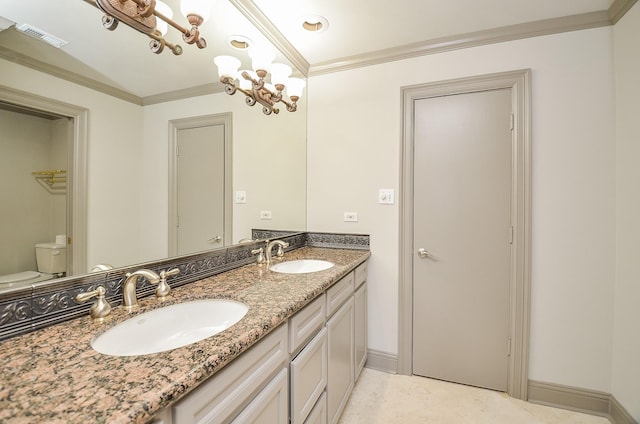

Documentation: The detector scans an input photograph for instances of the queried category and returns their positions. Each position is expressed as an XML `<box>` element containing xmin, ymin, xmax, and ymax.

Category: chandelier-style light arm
<box><xmin>88</xmin><ymin>0</ymin><xmax>207</xmax><ymax>54</ymax></box>
<box><xmin>147</xmin><ymin>29</ymin><xmax>183</xmax><ymax>55</ymax></box>
<box><xmin>215</xmin><ymin>55</ymin><xmax>303</xmax><ymax>115</ymax></box>
<box><xmin>221</xmin><ymin>73</ymin><xmax>279</xmax><ymax>115</ymax></box>
<box><xmin>154</xmin><ymin>8</ymin><xmax>206</xmax><ymax>48</ymax></box>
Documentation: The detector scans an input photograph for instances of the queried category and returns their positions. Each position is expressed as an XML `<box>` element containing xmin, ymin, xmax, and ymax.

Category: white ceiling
<box><xmin>0</xmin><ymin>0</ymin><xmax>620</xmax><ymax>101</ymax></box>
<box><xmin>253</xmin><ymin>0</ymin><xmax>613</xmax><ymax>65</ymax></box>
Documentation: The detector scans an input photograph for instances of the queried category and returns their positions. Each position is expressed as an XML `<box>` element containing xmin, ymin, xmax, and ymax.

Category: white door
<box><xmin>176</xmin><ymin>124</ymin><xmax>225</xmax><ymax>256</ymax></box>
<box><xmin>412</xmin><ymin>88</ymin><xmax>512</xmax><ymax>391</ymax></box>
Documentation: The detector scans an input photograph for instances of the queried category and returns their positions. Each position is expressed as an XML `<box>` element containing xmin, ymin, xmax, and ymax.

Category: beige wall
<box><xmin>613</xmin><ymin>4</ymin><xmax>640</xmax><ymax>420</ymax></box>
<box><xmin>50</xmin><ymin>118</ymin><xmax>70</xmax><ymax>244</ymax></box>
<box><xmin>307</xmin><ymin>27</ymin><xmax>617</xmax><ymax>393</ymax></box>
<box><xmin>0</xmin><ymin>110</ymin><xmax>67</xmax><ymax>275</ymax></box>
<box><xmin>1</xmin><ymin>58</ymin><xmax>149</xmax><ymax>271</ymax></box>
<box><xmin>141</xmin><ymin>93</ymin><xmax>307</xmax><ymax>262</ymax></box>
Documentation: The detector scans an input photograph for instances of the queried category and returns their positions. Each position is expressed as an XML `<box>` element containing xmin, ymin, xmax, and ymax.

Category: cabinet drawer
<box><xmin>326</xmin><ymin>272</ymin><xmax>354</xmax><ymax>317</ymax></box>
<box><xmin>355</xmin><ymin>262</ymin><xmax>367</xmax><ymax>289</ymax></box>
<box><xmin>171</xmin><ymin>324</ymin><xmax>288</xmax><ymax>424</ymax></box>
<box><xmin>289</xmin><ymin>295</ymin><xmax>326</xmax><ymax>354</ymax></box>
<box><xmin>290</xmin><ymin>328</ymin><xmax>327</xmax><ymax>424</ymax></box>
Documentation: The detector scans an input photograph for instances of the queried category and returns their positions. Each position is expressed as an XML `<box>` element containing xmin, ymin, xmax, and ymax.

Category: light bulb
<box><xmin>270</xmin><ymin>63</ymin><xmax>292</xmax><ymax>88</ymax></box>
<box><xmin>239</xmin><ymin>70</ymin><xmax>256</xmax><ymax>90</ymax></box>
<box><xmin>155</xmin><ymin>1</ymin><xmax>173</xmax><ymax>35</ymax></box>
<box><xmin>286</xmin><ymin>77</ymin><xmax>306</xmax><ymax>99</ymax></box>
<box><xmin>214</xmin><ymin>55</ymin><xmax>241</xmax><ymax>80</ymax></box>
<box><xmin>249</xmin><ymin>48</ymin><xmax>274</xmax><ymax>74</ymax></box>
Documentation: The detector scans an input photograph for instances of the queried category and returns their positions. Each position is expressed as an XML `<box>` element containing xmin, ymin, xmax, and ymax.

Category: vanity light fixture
<box><xmin>86</xmin><ymin>0</ymin><xmax>211</xmax><ymax>55</ymax></box>
<box><xmin>214</xmin><ymin>50</ymin><xmax>305</xmax><ymax>115</ymax></box>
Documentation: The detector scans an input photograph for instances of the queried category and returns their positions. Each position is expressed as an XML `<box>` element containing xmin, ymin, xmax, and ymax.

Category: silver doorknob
<box><xmin>417</xmin><ymin>248</ymin><xmax>432</xmax><ymax>258</ymax></box>
<box><xmin>208</xmin><ymin>235</ymin><xmax>222</xmax><ymax>243</ymax></box>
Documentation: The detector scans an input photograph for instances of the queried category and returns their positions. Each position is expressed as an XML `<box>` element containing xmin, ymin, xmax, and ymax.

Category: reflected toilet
<box><xmin>0</xmin><ymin>241</ymin><xmax>67</xmax><ymax>288</ymax></box>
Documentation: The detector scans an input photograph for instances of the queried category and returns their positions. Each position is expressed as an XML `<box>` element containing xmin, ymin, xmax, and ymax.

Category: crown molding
<box><xmin>3</xmin><ymin>1</ymin><xmax>636</xmax><ymax>103</ymax></box>
<box><xmin>228</xmin><ymin>0</ymin><xmax>310</xmax><ymax>77</ymax></box>
<box><xmin>0</xmin><ymin>45</ymin><xmax>143</xmax><ymax>105</ymax></box>
<box><xmin>308</xmin><ymin>11</ymin><xmax>612</xmax><ymax>76</ymax></box>
<box><xmin>609</xmin><ymin>0</ymin><xmax>638</xmax><ymax>23</ymax></box>
<box><xmin>0</xmin><ymin>45</ymin><xmax>226</xmax><ymax>106</ymax></box>
<box><xmin>142</xmin><ymin>82</ymin><xmax>226</xmax><ymax>105</ymax></box>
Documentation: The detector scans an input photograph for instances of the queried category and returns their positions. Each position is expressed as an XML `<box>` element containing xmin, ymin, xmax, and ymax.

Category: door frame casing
<box><xmin>168</xmin><ymin>113</ymin><xmax>233</xmax><ymax>256</ymax></box>
<box><xmin>398</xmin><ymin>69</ymin><xmax>532</xmax><ymax>400</ymax></box>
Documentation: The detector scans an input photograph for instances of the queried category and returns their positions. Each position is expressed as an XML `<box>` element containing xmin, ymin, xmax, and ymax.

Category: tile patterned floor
<box><xmin>339</xmin><ymin>368</ymin><xmax>611</xmax><ymax>424</ymax></box>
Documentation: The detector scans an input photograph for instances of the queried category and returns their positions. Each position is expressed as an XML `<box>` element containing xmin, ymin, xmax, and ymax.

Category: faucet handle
<box><xmin>76</xmin><ymin>286</ymin><xmax>111</xmax><ymax>322</ymax></box>
<box><xmin>276</xmin><ymin>242</ymin><xmax>289</xmax><ymax>257</ymax></box>
<box><xmin>251</xmin><ymin>247</ymin><xmax>265</xmax><ymax>264</ymax></box>
<box><xmin>157</xmin><ymin>268</ymin><xmax>180</xmax><ymax>299</ymax></box>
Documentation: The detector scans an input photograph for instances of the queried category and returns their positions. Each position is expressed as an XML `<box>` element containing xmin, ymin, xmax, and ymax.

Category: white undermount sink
<box><xmin>91</xmin><ymin>299</ymin><xmax>248</xmax><ymax>356</ymax></box>
<box><xmin>269</xmin><ymin>259</ymin><xmax>334</xmax><ymax>274</ymax></box>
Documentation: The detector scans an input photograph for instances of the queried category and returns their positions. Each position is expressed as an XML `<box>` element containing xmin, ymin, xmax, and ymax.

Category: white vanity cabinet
<box><xmin>289</xmin><ymin>295</ymin><xmax>328</xmax><ymax>424</ymax></box>
<box><xmin>154</xmin><ymin>324</ymin><xmax>289</xmax><ymax>424</ymax></box>
<box><xmin>153</xmin><ymin>260</ymin><xmax>369</xmax><ymax>424</ymax></box>
<box><xmin>354</xmin><ymin>262</ymin><xmax>368</xmax><ymax>382</ymax></box>
<box><xmin>326</xmin><ymin>273</ymin><xmax>355</xmax><ymax>424</ymax></box>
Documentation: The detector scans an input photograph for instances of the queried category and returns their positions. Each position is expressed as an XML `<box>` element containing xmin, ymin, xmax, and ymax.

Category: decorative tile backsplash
<box><xmin>0</xmin><ymin>231</ymin><xmax>369</xmax><ymax>341</ymax></box>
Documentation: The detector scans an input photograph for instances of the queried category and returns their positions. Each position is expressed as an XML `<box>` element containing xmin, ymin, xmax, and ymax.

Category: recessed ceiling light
<box><xmin>301</xmin><ymin>15</ymin><xmax>328</xmax><ymax>33</ymax></box>
<box><xmin>227</xmin><ymin>35</ymin><xmax>252</xmax><ymax>51</ymax></box>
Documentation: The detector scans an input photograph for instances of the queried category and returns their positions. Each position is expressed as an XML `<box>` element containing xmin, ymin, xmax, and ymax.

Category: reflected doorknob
<box><xmin>417</xmin><ymin>248</ymin><xmax>432</xmax><ymax>258</ymax></box>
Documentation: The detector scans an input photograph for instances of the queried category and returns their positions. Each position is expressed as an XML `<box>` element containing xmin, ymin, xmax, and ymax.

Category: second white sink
<box><xmin>269</xmin><ymin>259</ymin><xmax>334</xmax><ymax>274</ymax></box>
<box><xmin>91</xmin><ymin>299</ymin><xmax>248</xmax><ymax>356</ymax></box>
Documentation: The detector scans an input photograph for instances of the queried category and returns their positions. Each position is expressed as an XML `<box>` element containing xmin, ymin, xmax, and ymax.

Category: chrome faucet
<box><xmin>122</xmin><ymin>269</ymin><xmax>160</xmax><ymax>311</ymax></box>
<box><xmin>265</xmin><ymin>239</ymin><xmax>289</xmax><ymax>264</ymax></box>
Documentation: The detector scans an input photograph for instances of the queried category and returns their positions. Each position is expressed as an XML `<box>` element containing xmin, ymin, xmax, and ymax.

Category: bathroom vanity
<box><xmin>0</xmin><ymin>246</ymin><xmax>369</xmax><ymax>424</ymax></box>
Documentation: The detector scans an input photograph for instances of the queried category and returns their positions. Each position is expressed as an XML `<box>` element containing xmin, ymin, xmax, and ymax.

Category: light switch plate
<box><xmin>344</xmin><ymin>212</ymin><xmax>358</xmax><ymax>222</ymax></box>
<box><xmin>235</xmin><ymin>191</ymin><xmax>247</xmax><ymax>204</ymax></box>
<box><xmin>260</xmin><ymin>210</ymin><xmax>272</xmax><ymax>220</ymax></box>
<box><xmin>378</xmin><ymin>189</ymin><xmax>395</xmax><ymax>204</ymax></box>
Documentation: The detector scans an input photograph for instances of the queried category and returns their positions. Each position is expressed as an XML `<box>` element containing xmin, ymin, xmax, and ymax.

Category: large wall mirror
<box><xmin>0</xmin><ymin>0</ymin><xmax>307</xmax><ymax>292</ymax></box>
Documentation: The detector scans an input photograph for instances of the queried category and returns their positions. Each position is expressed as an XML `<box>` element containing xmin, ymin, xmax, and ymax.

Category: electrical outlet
<box><xmin>378</xmin><ymin>189</ymin><xmax>395</xmax><ymax>204</ymax></box>
<box><xmin>235</xmin><ymin>191</ymin><xmax>247</xmax><ymax>204</ymax></box>
<box><xmin>260</xmin><ymin>210</ymin><xmax>272</xmax><ymax>220</ymax></box>
<box><xmin>344</xmin><ymin>212</ymin><xmax>358</xmax><ymax>222</ymax></box>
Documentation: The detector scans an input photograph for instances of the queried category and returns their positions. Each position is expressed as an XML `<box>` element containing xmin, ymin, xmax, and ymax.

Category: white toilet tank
<box><xmin>35</xmin><ymin>242</ymin><xmax>67</xmax><ymax>274</ymax></box>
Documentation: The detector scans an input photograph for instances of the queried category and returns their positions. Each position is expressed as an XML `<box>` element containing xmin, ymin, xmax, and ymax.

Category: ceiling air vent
<box><xmin>16</xmin><ymin>23</ymin><xmax>68</xmax><ymax>48</ymax></box>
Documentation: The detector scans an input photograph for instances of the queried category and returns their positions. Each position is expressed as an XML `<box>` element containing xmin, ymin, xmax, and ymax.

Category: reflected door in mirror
<box><xmin>176</xmin><ymin>124</ymin><xmax>226</xmax><ymax>255</ymax></box>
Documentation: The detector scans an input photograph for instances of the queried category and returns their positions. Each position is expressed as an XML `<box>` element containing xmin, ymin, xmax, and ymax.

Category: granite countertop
<box><xmin>0</xmin><ymin>247</ymin><xmax>369</xmax><ymax>424</ymax></box>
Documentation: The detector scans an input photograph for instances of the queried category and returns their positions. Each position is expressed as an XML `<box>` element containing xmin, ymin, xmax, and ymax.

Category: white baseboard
<box><xmin>528</xmin><ymin>380</ymin><xmax>637</xmax><ymax>424</ymax></box>
<box><xmin>609</xmin><ymin>395</ymin><xmax>637</xmax><ymax>424</ymax></box>
<box><xmin>364</xmin><ymin>349</ymin><xmax>398</xmax><ymax>374</ymax></box>
<box><xmin>361</xmin><ymin>351</ymin><xmax>637</xmax><ymax>424</ymax></box>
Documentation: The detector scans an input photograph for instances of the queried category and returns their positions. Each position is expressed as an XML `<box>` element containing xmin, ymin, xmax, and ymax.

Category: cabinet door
<box><xmin>354</xmin><ymin>282</ymin><xmax>367</xmax><ymax>382</ymax></box>
<box><xmin>304</xmin><ymin>392</ymin><xmax>327</xmax><ymax>424</ymax></box>
<box><xmin>231</xmin><ymin>368</ymin><xmax>289</xmax><ymax>424</ymax></box>
<box><xmin>326</xmin><ymin>297</ymin><xmax>354</xmax><ymax>424</ymax></box>
<box><xmin>291</xmin><ymin>328</ymin><xmax>327</xmax><ymax>424</ymax></box>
